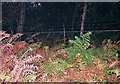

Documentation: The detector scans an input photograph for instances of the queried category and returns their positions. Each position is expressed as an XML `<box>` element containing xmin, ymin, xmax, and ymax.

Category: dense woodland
<box><xmin>2</xmin><ymin>2</ymin><xmax>120</xmax><ymax>46</ymax></box>
<box><xmin>0</xmin><ymin>2</ymin><xmax>120</xmax><ymax>83</ymax></box>
<box><xmin>2</xmin><ymin>2</ymin><xmax>120</xmax><ymax>33</ymax></box>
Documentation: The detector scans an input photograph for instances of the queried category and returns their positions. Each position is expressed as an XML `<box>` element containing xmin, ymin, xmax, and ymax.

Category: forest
<box><xmin>0</xmin><ymin>2</ymin><xmax>120</xmax><ymax>83</ymax></box>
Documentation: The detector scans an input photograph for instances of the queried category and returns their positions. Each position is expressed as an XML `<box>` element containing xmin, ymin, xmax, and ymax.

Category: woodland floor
<box><xmin>0</xmin><ymin>31</ymin><xmax>120</xmax><ymax>83</ymax></box>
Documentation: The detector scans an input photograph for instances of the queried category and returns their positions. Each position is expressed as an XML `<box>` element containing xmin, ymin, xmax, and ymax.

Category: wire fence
<box><xmin>24</xmin><ymin>30</ymin><xmax>120</xmax><ymax>34</ymax></box>
<box><xmin>22</xmin><ymin>29</ymin><xmax>120</xmax><ymax>47</ymax></box>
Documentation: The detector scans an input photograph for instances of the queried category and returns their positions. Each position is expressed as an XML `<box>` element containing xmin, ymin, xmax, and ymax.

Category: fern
<box><xmin>10</xmin><ymin>54</ymin><xmax>42</xmax><ymax>82</ymax></box>
<box><xmin>9</xmin><ymin>33</ymin><xmax>23</xmax><ymax>43</ymax></box>
<box><xmin>66</xmin><ymin>32</ymin><xmax>94</xmax><ymax>66</ymax></box>
<box><xmin>96</xmin><ymin>39</ymin><xmax>119</xmax><ymax>61</ymax></box>
<box><xmin>44</xmin><ymin>59</ymin><xmax>72</xmax><ymax>78</ymax></box>
<box><xmin>83</xmin><ymin>49</ymin><xmax>94</xmax><ymax>66</ymax></box>
<box><xmin>25</xmin><ymin>33</ymin><xmax>40</xmax><ymax>43</ymax></box>
<box><xmin>0</xmin><ymin>30</ymin><xmax>44</xmax><ymax>82</ymax></box>
<box><xmin>24</xmin><ymin>73</ymin><xmax>37</xmax><ymax>82</ymax></box>
<box><xmin>0</xmin><ymin>30</ymin><xmax>10</xmax><ymax>42</ymax></box>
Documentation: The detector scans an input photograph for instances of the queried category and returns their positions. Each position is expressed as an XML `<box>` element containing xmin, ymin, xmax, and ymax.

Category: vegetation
<box><xmin>1</xmin><ymin>2</ymin><xmax>120</xmax><ymax>83</ymax></box>
<box><xmin>0</xmin><ymin>30</ymin><xmax>120</xmax><ymax>83</ymax></box>
<box><xmin>66</xmin><ymin>32</ymin><xmax>94</xmax><ymax>66</ymax></box>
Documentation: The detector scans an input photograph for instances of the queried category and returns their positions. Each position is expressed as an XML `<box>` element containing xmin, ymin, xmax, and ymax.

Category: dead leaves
<box><xmin>12</xmin><ymin>41</ymin><xmax>26</xmax><ymax>55</ymax></box>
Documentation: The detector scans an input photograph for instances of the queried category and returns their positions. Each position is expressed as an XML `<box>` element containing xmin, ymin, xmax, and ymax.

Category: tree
<box><xmin>17</xmin><ymin>2</ymin><xmax>26</xmax><ymax>33</ymax></box>
<box><xmin>80</xmin><ymin>2</ymin><xmax>87</xmax><ymax>37</ymax></box>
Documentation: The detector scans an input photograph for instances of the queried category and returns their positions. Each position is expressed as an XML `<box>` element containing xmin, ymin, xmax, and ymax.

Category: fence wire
<box><xmin>22</xmin><ymin>30</ymin><xmax>120</xmax><ymax>47</ymax></box>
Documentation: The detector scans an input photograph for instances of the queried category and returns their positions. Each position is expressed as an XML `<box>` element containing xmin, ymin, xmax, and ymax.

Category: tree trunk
<box><xmin>17</xmin><ymin>3</ymin><xmax>26</xmax><ymax>33</ymax></box>
<box><xmin>80</xmin><ymin>3</ymin><xmax>87</xmax><ymax>37</ymax></box>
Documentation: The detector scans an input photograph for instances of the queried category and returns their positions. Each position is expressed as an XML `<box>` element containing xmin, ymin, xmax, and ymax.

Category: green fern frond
<box><xmin>66</xmin><ymin>32</ymin><xmax>94</xmax><ymax>66</ymax></box>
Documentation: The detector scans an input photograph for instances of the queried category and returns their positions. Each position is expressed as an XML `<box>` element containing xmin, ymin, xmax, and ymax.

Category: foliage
<box><xmin>103</xmin><ymin>67</ymin><xmax>120</xmax><ymax>77</ymax></box>
<box><xmin>44</xmin><ymin>59</ymin><xmax>72</xmax><ymax>78</ymax></box>
<box><xmin>0</xmin><ymin>30</ymin><xmax>43</xmax><ymax>82</ymax></box>
<box><xmin>0</xmin><ymin>30</ymin><xmax>10</xmax><ymax>42</ymax></box>
<box><xmin>66</xmin><ymin>32</ymin><xmax>94</xmax><ymax>66</ymax></box>
<box><xmin>24</xmin><ymin>73</ymin><xmax>37</xmax><ymax>82</ymax></box>
<box><xmin>25</xmin><ymin>33</ymin><xmax>40</xmax><ymax>43</ymax></box>
<box><xmin>95</xmin><ymin>39</ymin><xmax>120</xmax><ymax>61</ymax></box>
<box><xmin>83</xmin><ymin>49</ymin><xmax>95</xmax><ymax>66</ymax></box>
<box><xmin>8</xmin><ymin>33</ymin><xmax>23</xmax><ymax>43</ymax></box>
<box><xmin>0</xmin><ymin>30</ymin><xmax>120</xmax><ymax>82</ymax></box>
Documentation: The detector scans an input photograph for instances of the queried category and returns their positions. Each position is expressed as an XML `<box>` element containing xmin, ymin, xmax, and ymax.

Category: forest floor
<box><xmin>0</xmin><ymin>31</ymin><xmax>120</xmax><ymax>83</ymax></box>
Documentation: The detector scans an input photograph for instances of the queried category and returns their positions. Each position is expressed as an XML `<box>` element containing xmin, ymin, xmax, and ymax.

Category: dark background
<box><xmin>2</xmin><ymin>2</ymin><xmax>120</xmax><ymax>47</ymax></box>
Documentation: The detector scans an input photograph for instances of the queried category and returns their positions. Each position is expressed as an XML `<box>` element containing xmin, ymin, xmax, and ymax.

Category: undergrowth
<box><xmin>44</xmin><ymin>59</ymin><xmax>72</xmax><ymax>78</ymax></box>
<box><xmin>0</xmin><ymin>30</ymin><xmax>43</xmax><ymax>82</ymax></box>
<box><xmin>66</xmin><ymin>32</ymin><xmax>94</xmax><ymax>66</ymax></box>
<box><xmin>96</xmin><ymin>39</ymin><xmax>119</xmax><ymax>61</ymax></box>
<box><xmin>0</xmin><ymin>30</ymin><xmax>120</xmax><ymax>82</ymax></box>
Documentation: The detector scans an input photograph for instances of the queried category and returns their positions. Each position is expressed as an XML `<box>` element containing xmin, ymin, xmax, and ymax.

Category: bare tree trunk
<box><xmin>71</xmin><ymin>3</ymin><xmax>78</xmax><ymax>39</ymax></box>
<box><xmin>17</xmin><ymin>3</ymin><xmax>26</xmax><ymax>33</ymax></box>
<box><xmin>80</xmin><ymin>3</ymin><xmax>87</xmax><ymax>37</ymax></box>
<box><xmin>63</xmin><ymin>16</ymin><xmax>66</xmax><ymax>45</ymax></box>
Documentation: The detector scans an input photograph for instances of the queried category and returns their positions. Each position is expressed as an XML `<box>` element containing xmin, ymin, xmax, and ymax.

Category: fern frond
<box><xmin>1</xmin><ymin>43</ymin><xmax>13</xmax><ymax>50</ymax></box>
<box><xmin>9</xmin><ymin>33</ymin><xmax>23</xmax><ymax>43</ymax></box>
<box><xmin>24</xmin><ymin>54</ymin><xmax>43</xmax><ymax>63</ymax></box>
<box><xmin>9</xmin><ymin>54</ymin><xmax>42</xmax><ymax>82</ymax></box>
<box><xmin>0</xmin><ymin>30</ymin><xmax>10</xmax><ymax>42</ymax></box>
<box><xmin>23</xmin><ymin>64</ymin><xmax>38</xmax><ymax>77</ymax></box>
<box><xmin>67</xmin><ymin>32</ymin><xmax>94</xmax><ymax>66</ymax></box>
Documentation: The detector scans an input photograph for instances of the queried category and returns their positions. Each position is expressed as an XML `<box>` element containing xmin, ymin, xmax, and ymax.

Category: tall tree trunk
<box><xmin>71</xmin><ymin>3</ymin><xmax>78</xmax><ymax>39</ymax></box>
<box><xmin>17</xmin><ymin>2</ymin><xmax>26</xmax><ymax>33</ymax></box>
<box><xmin>80</xmin><ymin>3</ymin><xmax>87</xmax><ymax>37</ymax></box>
<box><xmin>63</xmin><ymin>16</ymin><xmax>66</xmax><ymax>44</ymax></box>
